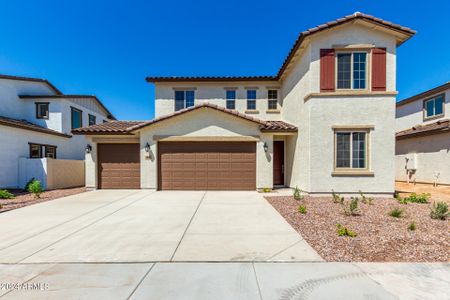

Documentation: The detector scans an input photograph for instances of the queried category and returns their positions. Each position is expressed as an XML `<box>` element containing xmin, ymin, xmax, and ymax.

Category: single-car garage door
<box><xmin>158</xmin><ymin>142</ymin><xmax>256</xmax><ymax>190</ymax></box>
<box><xmin>98</xmin><ymin>143</ymin><xmax>140</xmax><ymax>189</ymax></box>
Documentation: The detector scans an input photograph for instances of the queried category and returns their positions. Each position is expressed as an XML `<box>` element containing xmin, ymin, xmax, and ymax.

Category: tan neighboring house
<box><xmin>396</xmin><ymin>82</ymin><xmax>450</xmax><ymax>185</ymax></box>
<box><xmin>73</xmin><ymin>12</ymin><xmax>415</xmax><ymax>195</ymax></box>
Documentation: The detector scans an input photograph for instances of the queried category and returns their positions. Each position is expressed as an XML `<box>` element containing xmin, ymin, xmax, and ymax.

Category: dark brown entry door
<box><xmin>97</xmin><ymin>143</ymin><xmax>141</xmax><ymax>189</ymax></box>
<box><xmin>273</xmin><ymin>141</ymin><xmax>284</xmax><ymax>185</ymax></box>
<box><xmin>158</xmin><ymin>142</ymin><xmax>256</xmax><ymax>190</ymax></box>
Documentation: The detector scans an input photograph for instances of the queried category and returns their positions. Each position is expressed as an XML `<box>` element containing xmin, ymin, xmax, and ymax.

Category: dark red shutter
<box><xmin>320</xmin><ymin>49</ymin><xmax>335</xmax><ymax>92</ymax></box>
<box><xmin>371</xmin><ymin>48</ymin><xmax>387</xmax><ymax>91</ymax></box>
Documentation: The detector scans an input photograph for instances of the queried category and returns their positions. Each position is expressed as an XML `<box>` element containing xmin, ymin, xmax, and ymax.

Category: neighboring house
<box><xmin>0</xmin><ymin>74</ymin><xmax>115</xmax><ymax>189</ymax></box>
<box><xmin>396</xmin><ymin>82</ymin><xmax>450</xmax><ymax>185</ymax></box>
<box><xmin>73</xmin><ymin>12</ymin><xmax>415</xmax><ymax>195</ymax></box>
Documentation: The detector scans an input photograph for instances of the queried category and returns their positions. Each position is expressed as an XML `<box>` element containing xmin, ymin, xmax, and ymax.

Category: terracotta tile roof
<box><xmin>396</xmin><ymin>119</ymin><xmax>450</xmax><ymax>140</ymax></box>
<box><xmin>146</xmin><ymin>12</ymin><xmax>415</xmax><ymax>83</ymax></box>
<box><xmin>396</xmin><ymin>81</ymin><xmax>450</xmax><ymax>107</ymax></box>
<box><xmin>19</xmin><ymin>95</ymin><xmax>116</xmax><ymax>120</ymax></box>
<box><xmin>72</xmin><ymin>103</ymin><xmax>297</xmax><ymax>135</ymax></box>
<box><xmin>0</xmin><ymin>115</ymin><xmax>71</xmax><ymax>138</ymax></box>
<box><xmin>0</xmin><ymin>74</ymin><xmax>63</xmax><ymax>95</ymax></box>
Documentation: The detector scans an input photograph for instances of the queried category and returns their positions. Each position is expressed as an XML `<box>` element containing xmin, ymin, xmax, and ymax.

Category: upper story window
<box><xmin>424</xmin><ymin>94</ymin><xmax>444</xmax><ymax>120</ymax></box>
<box><xmin>88</xmin><ymin>114</ymin><xmax>96</xmax><ymax>126</ymax></box>
<box><xmin>71</xmin><ymin>107</ymin><xmax>83</xmax><ymax>129</ymax></box>
<box><xmin>175</xmin><ymin>90</ymin><xmax>195</xmax><ymax>111</ymax></box>
<box><xmin>35</xmin><ymin>102</ymin><xmax>49</xmax><ymax>119</ymax></box>
<box><xmin>247</xmin><ymin>90</ymin><xmax>257</xmax><ymax>110</ymax></box>
<box><xmin>335</xmin><ymin>131</ymin><xmax>368</xmax><ymax>169</ymax></box>
<box><xmin>336</xmin><ymin>52</ymin><xmax>367</xmax><ymax>90</ymax></box>
<box><xmin>226</xmin><ymin>90</ymin><xmax>236</xmax><ymax>110</ymax></box>
<box><xmin>268</xmin><ymin>90</ymin><xmax>278</xmax><ymax>110</ymax></box>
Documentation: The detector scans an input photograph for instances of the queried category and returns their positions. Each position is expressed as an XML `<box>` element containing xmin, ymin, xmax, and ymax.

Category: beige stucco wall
<box><xmin>46</xmin><ymin>158</ymin><xmax>85</xmax><ymax>190</ymax></box>
<box><xmin>396</xmin><ymin>88</ymin><xmax>450</xmax><ymax>131</ymax></box>
<box><xmin>396</xmin><ymin>132</ymin><xmax>450</xmax><ymax>185</ymax></box>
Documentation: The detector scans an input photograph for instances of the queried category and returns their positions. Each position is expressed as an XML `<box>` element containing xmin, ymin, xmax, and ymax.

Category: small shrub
<box><xmin>397</xmin><ymin>197</ymin><xmax>408</xmax><ymax>205</ymax></box>
<box><xmin>332</xmin><ymin>190</ymin><xmax>344</xmax><ymax>204</ymax></box>
<box><xmin>407</xmin><ymin>221</ymin><xmax>416</xmax><ymax>231</ymax></box>
<box><xmin>389</xmin><ymin>208</ymin><xmax>404</xmax><ymax>218</ymax></box>
<box><xmin>293</xmin><ymin>186</ymin><xmax>304</xmax><ymax>200</ymax></box>
<box><xmin>359</xmin><ymin>190</ymin><xmax>373</xmax><ymax>205</ymax></box>
<box><xmin>343</xmin><ymin>197</ymin><xmax>360</xmax><ymax>216</ymax></box>
<box><xmin>261</xmin><ymin>187</ymin><xmax>271</xmax><ymax>193</ymax></box>
<box><xmin>24</xmin><ymin>177</ymin><xmax>36</xmax><ymax>191</ymax></box>
<box><xmin>297</xmin><ymin>205</ymin><xmax>307</xmax><ymax>214</ymax></box>
<box><xmin>336</xmin><ymin>224</ymin><xmax>357</xmax><ymax>237</ymax></box>
<box><xmin>430</xmin><ymin>201</ymin><xmax>449</xmax><ymax>220</ymax></box>
<box><xmin>27</xmin><ymin>180</ymin><xmax>44</xmax><ymax>199</ymax></box>
<box><xmin>405</xmin><ymin>192</ymin><xmax>430</xmax><ymax>204</ymax></box>
<box><xmin>0</xmin><ymin>189</ymin><xmax>14</xmax><ymax>199</ymax></box>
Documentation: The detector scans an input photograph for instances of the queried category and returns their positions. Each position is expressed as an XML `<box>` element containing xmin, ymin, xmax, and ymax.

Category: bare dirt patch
<box><xmin>0</xmin><ymin>187</ymin><xmax>86</xmax><ymax>213</ymax></box>
<box><xmin>266</xmin><ymin>195</ymin><xmax>449</xmax><ymax>262</ymax></box>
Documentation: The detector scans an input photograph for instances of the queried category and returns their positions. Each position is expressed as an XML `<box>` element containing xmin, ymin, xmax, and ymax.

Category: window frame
<box><xmin>267</xmin><ymin>89</ymin><xmax>278</xmax><ymax>110</ymax></box>
<box><xmin>246</xmin><ymin>89</ymin><xmax>257</xmax><ymax>110</ymax></box>
<box><xmin>29</xmin><ymin>143</ymin><xmax>42</xmax><ymax>159</ymax></box>
<box><xmin>45</xmin><ymin>146</ymin><xmax>57</xmax><ymax>159</ymax></box>
<box><xmin>333</xmin><ymin>129</ymin><xmax>370</xmax><ymax>172</ymax></box>
<box><xmin>225</xmin><ymin>90</ymin><xmax>236</xmax><ymax>110</ymax></box>
<box><xmin>423</xmin><ymin>93</ymin><xmax>445</xmax><ymax>121</ymax></box>
<box><xmin>71</xmin><ymin>107</ymin><xmax>83</xmax><ymax>129</ymax></box>
<box><xmin>174</xmin><ymin>90</ymin><xmax>195</xmax><ymax>111</ymax></box>
<box><xmin>335</xmin><ymin>50</ymin><xmax>369</xmax><ymax>91</ymax></box>
<box><xmin>35</xmin><ymin>102</ymin><xmax>49</xmax><ymax>119</ymax></box>
<box><xmin>88</xmin><ymin>114</ymin><xmax>96</xmax><ymax>126</ymax></box>
<box><xmin>28</xmin><ymin>143</ymin><xmax>57</xmax><ymax>159</ymax></box>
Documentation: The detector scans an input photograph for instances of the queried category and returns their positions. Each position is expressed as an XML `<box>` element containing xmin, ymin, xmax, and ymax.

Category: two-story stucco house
<box><xmin>0</xmin><ymin>74</ymin><xmax>115</xmax><ymax>189</ymax></box>
<box><xmin>396</xmin><ymin>82</ymin><xmax>450</xmax><ymax>185</ymax></box>
<box><xmin>73</xmin><ymin>12</ymin><xmax>415</xmax><ymax>195</ymax></box>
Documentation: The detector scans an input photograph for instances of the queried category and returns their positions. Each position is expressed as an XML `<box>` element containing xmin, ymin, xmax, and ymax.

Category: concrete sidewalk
<box><xmin>0</xmin><ymin>262</ymin><xmax>448</xmax><ymax>299</ymax></box>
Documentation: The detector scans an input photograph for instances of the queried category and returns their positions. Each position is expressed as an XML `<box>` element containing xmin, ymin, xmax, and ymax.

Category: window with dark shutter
<box><xmin>320</xmin><ymin>49</ymin><xmax>335</xmax><ymax>92</ymax></box>
<box><xmin>371</xmin><ymin>48</ymin><xmax>387</xmax><ymax>91</ymax></box>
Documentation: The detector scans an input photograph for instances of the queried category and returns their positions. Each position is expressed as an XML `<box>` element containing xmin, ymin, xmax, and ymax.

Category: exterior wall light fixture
<box><xmin>144</xmin><ymin>142</ymin><xmax>151</xmax><ymax>152</ymax></box>
<box><xmin>263</xmin><ymin>142</ymin><xmax>268</xmax><ymax>152</ymax></box>
<box><xmin>85</xmin><ymin>144</ymin><xmax>92</xmax><ymax>154</ymax></box>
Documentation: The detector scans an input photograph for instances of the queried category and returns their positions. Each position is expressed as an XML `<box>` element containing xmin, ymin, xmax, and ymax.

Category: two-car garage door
<box><xmin>158</xmin><ymin>142</ymin><xmax>256</xmax><ymax>190</ymax></box>
<box><xmin>97</xmin><ymin>142</ymin><xmax>256</xmax><ymax>190</ymax></box>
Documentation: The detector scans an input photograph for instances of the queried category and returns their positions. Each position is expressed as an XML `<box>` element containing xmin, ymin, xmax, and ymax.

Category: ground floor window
<box><xmin>335</xmin><ymin>131</ymin><xmax>368</xmax><ymax>169</ymax></box>
<box><xmin>29</xmin><ymin>143</ymin><xmax>57</xmax><ymax>159</ymax></box>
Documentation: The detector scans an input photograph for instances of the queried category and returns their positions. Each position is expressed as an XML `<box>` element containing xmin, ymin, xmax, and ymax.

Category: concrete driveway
<box><xmin>0</xmin><ymin>190</ymin><xmax>321</xmax><ymax>263</ymax></box>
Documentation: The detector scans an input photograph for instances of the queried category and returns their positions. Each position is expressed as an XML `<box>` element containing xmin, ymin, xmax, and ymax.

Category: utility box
<box><xmin>405</xmin><ymin>153</ymin><xmax>418</xmax><ymax>170</ymax></box>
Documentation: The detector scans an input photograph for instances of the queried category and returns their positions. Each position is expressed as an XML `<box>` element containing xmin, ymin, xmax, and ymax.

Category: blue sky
<box><xmin>0</xmin><ymin>0</ymin><xmax>449</xmax><ymax>120</ymax></box>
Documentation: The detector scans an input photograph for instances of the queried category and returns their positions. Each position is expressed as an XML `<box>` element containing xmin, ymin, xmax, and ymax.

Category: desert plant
<box><xmin>24</xmin><ymin>177</ymin><xmax>36</xmax><ymax>191</ymax></box>
<box><xmin>332</xmin><ymin>190</ymin><xmax>344</xmax><ymax>204</ymax></box>
<box><xmin>0</xmin><ymin>189</ymin><xmax>14</xmax><ymax>199</ymax></box>
<box><xmin>343</xmin><ymin>197</ymin><xmax>360</xmax><ymax>216</ymax></box>
<box><xmin>397</xmin><ymin>196</ymin><xmax>408</xmax><ymax>205</ymax></box>
<box><xmin>293</xmin><ymin>186</ymin><xmax>304</xmax><ymax>200</ymax></box>
<box><xmin>261</xmin><ymin>187</ymin><xmax>271</xmax><ymax>193</ymax></box>
<box><xmin>336</xmin><ymin>224</ymin><xmax>357</xmax><ymax>237</ymax></box>
<box><xmin>297</xmin><ymin>205</ymin><xmax>307</xmax><ymax>214</ymax></box>
<box><xmin>430</xmin><ymin>201</ymin><xmax>449</xmax><ymax>220</ymax></box>
<box><xmin>359</xmin><ymin>190</ymin><xmax>373</xmax><ymax>205</ymax></box>
<box><xmin>389</xmin><ymin>208</ymin><xmax>404</xmax><ymax>218</ymax></box>
<box><xmin>407</xmin><ymin>221</ymin><xmax>416</xmax><ymax>231</ymax></box>
<box><xmin>27</xmin><ymin>180</ymin><xmax>44</xmax><ymax>199</ymax></box>
<box><xmin>405</xmin><ymin>192</ymin><xmax>430</xmax><ymax>204</ymax></box>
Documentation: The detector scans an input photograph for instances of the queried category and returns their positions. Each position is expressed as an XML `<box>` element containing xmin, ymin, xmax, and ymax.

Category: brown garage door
<box><xmin>98</xmin><ymin>143</ymin><xmax>140</xmax><ymax>189</ymax></box>
<box><xmin>158</xmin><ymin>142</ymin><xmax>256</xmax><ymax>190</ymax></box>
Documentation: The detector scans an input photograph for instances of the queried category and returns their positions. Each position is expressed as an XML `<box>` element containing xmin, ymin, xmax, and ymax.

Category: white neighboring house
<box><xmin>396</xmin><ymin>82</ymin><xmax>450</xmax><ymax>185</ymax></box>
<box><xmin>73</xmin><ymin>13</ymin><xmax>415</xmax><ymax>196</ymax></box>
<box><xmin>0</xmin><ymin>74</ymin><xmax>115</xmax><ymax>189</ymax></box>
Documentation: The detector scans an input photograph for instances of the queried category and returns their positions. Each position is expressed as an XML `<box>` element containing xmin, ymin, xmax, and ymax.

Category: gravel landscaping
<box><xmin>266</xmin><ymin>195</ymin><xmax>449</xmax><ymax>262</ymax></box>
<box><xmin>0</xmin><ymin>187</ymin><xmax>86</xmax><ymax>213</ymax></box>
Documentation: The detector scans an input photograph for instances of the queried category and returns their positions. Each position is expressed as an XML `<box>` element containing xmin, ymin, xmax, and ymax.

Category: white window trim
<box><xmin>335</xmin><ymin>50</ymin><xmax>370</xmax><ymax>91</ymax></box>
<box><xmin>423</xmin><ymin>94</ymin><xmax>445</xmax><ymax>121</ymax></box>
<box><xmin>267</xmin><ymin>89</ymin><xmax>279</xmax><ymax>110</ymax></box>
<box><xmin>174</xmin><ymin>90</ymin><xmax>195</xmax><ymax>111</ymax></box>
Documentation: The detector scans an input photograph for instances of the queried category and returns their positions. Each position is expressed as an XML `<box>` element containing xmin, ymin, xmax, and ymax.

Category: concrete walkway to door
<box><xmin>0</xmin><ymin>190</ymin><xmax>322</xmax><ymax>263</ymax></box>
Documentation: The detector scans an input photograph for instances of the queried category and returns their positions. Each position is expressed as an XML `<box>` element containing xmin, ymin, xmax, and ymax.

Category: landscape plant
<box><xmin>336</xmin><ymin>224</ymin><xmax>357</xmax><ymax>237</ymax></box>
<box><xmin>293</xmin><ymin>186</ymin><xmax>304</xmax><ymax>200</ymax></box>
<box><xmin>262</xmin><ymin>187</ymin><xmax>271</xmax><ymax>193</ymax></box>
<box><xmin>27</xmin><ymin>179</ymin><xmax>44</xmax><ymax>199</ymax></box>
<box><xmin>430</xmin><ymin>201</ymin><xmax>449</xmax><ymax>220</ymax></box>
<box><xmin>407</xmin><ymin>221</ymin><xmax>416</xmax><ymax>231</ymax></box>
<box><xmin>297</xmin><ymin>205</ymin><xmax>307</xmax><ymax>214</ymax></box>
<box><xmin>359</xmin><ymin>190</ymin><xmax>373</xmax><ymax>205</ymax></box>
<box><xmin>405</xmin><ymin>192</ymin><xmax>430</xmax><ymax>203</ymax></box>
<box><xmin>389</xmin><ymin>208</ymin><xmax>404</xmax><ymax>218</ymax></box>
<box><xmin>24</xmin><ymin>177</ymin><xmax>36</xmax><ymax>191</ymax></box>
<box><xmin>332</xmin><ymin>190</ymin><xmax>344</xmax><ymax>204</ymax></box>
<box><xmin>0</xmin><ymin>189</ymin><xmax>14</xmax><ymax>199</ymax></box>
<box><xmin>343</xmin><ymin>197</ymin><xmax>360</xmax><ymax>216</ymax></box>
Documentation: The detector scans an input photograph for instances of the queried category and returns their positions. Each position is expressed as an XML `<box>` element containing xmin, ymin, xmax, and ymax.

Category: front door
<box><xmin>273</xmin><ymin>141</ymin><xmax>284</xmax><ymax>185</ymax></box>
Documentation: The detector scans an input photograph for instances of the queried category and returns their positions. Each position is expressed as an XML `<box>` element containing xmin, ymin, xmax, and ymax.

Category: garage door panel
<box><xmin>158</xmin><ymin>142</ymin><xmax>256</xmax><ymax>190</ymax></box>
<box><xmin>98</xmin><ymin>144</ymin><xmax>140</xmax><ymax>189</ymax></box>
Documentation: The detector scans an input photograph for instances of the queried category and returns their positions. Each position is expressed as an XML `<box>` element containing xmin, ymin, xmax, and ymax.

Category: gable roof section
<box><xmin>396</xmin><ymin>81</ymin><xmax>450</xmax><ymax>107</ymax></box>
<box><xmin>19</xmin><ymin>94</ymin><xmax>116</xmax><ymax>120</ymax></box>
<box><xmin>396</xmin><ymin>119</ymin><xmax>450</xmax><ymax>140</ymax></box>
<box><xmin>0</xmin><ymin>74</ymin><xmax>62</xmax><ymax>95</ymax></box>
<box><xmin>146</xmin><ymin>12</ymin><xmax>415</xmax><ymax>83</ymax></box>
<box><xmin>72</xmin><ymin>103</ymin><xmax>297</xmax><ymax>135</ymax></box>
<box><xmin>0</xmin><ymin>115</ymin><xmax>71</xmax><ymax>138</ymax></box>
